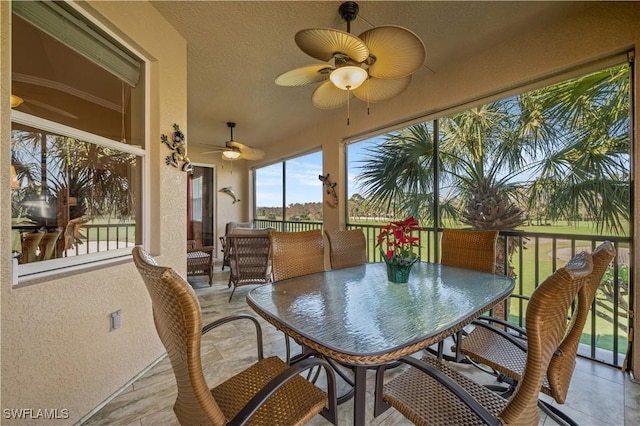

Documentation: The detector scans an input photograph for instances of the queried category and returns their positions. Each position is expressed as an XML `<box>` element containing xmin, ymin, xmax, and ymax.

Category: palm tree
<box><xmin>355</xmin><ymin>64</ymin><xmax>630</xmax><ymax>275</ymax></box>
<box><xmin>357</xmin><ymin>64</ymin><xmax>629</xmax><ymax>232</ymax></box>
<box><xmin>11</xmin><ymin>131</ymin><xmax>137</xmax><ymax>229</ymax></box>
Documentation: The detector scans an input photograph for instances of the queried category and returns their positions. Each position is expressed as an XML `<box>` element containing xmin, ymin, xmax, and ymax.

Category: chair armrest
<box><xmin>391</xmin><ymin>356</ymin><xmax>501</xmax><ymax>426</ymax></box>
<box><xmin>470</xmin><ymin>318</ymin><xmax>528</xmax><ymax>352</ymax></box>
<box><xmin>202</xmin><ymin>314</ymin><xmax>264</xmax><ymax>360</ymax></box>
<box><xmin>228</xmin><ymin>357</ymin><xmax>337</xmax><ymax>426</ymax></box>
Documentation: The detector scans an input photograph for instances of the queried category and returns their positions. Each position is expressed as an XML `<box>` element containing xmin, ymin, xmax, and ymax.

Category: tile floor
<box><xmin>82</xmin><ymin>264</ymin><xmax>640</xmax><ymax>426</ymax></box>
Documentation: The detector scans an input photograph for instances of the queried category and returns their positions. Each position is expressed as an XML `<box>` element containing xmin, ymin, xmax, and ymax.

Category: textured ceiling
<box><xmin>151</xmin><ymin>1</ymin><xmax>590</xmax><ymax>155</ymax></box>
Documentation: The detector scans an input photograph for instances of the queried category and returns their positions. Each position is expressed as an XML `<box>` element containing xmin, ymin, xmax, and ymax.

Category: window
<box><xmin>254</xmin><ymin>151</ymin><xmax>323</xmax><ymax>230</ymax></box>
<box><xmin>10</xmin><ymin>2</ymin><xmax>145</xmax><ymax>278</ymax></box>
<box><xmin>347</xmin><ymin>60</ymin><xmax>632</xmax><ymax>366</ymax></box>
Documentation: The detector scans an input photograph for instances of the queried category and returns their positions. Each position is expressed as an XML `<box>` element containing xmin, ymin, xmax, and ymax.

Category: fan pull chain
<box><xmin>347</xmin><ymin>88</ymin><xmax>351</xmax><ymax>126</ymax></box>
<box><xmin>366</xmin><ymin>80</ymin><xmax>371</xmax><ymax>115</ymax></box>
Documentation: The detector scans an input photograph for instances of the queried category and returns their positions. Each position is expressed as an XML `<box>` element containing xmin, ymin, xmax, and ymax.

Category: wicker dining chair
<box><xmin>376</xmin><ymin>251</ymin><xmax>594</xmax><ymax>426</ymax></box>
<box><xmin>440</xmin><ymin>228</ymin><xmax>499</xmax><ymax>273</ymax></box>
<box><xmin>269</xmin><ymin>230</ymin><xmax>325</xmax><ymax>282</ymax></box>
<box><xmin>38</xmin><ymin>229</ymin><xmax>62</xmax><ymax>261</ymax></box>
<box><xmin>433</xmin><ymin>228</ymin><xmax>500</xmax><ymax>360</ymax></box>
<box><xmin>20</xmin><ymin>231</ymin><xmax>44</xmax><ymax>264</ymax></box>
<box><xmin>324</xmin><ymin>229</ymin><xmax>367</xmax><ymax>269</ymax></box>
<box><xmin>131</xmin><ymin>246</ymin><xmax>337</xmax><ymax>426</ymax></box>
<box><xmin>227</xmin><ymin>232</ymin><xmax>272</xmax><ymax>301</ymax></box>
<box><xmin>269</xmin><ymin>230</ymin><xmax>325</xmax><ymax>363</ymax></box>
<box><xmin>457</xmin><ymin>241</ymin><xmax>616</xmax><ymax>424</ymax></box>
<box><xmin>220</xmin><ymin>221</ymin><xmax>253</xmax><ymax>270</ymax></box>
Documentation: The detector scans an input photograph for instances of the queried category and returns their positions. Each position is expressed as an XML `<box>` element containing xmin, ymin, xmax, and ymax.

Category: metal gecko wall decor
<box><xmin>161</xmin><ymin>123</ymin><xmax>192</xmax><ymax>173</ymax></box>
<box><xmin>319</xmin><ymin>173</ymin><xmax>338</xmax><ymax>207</ymax></box>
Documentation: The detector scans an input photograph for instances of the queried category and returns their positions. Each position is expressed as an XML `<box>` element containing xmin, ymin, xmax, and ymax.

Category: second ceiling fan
<box><xmin>275</xmin><ymin>1</ymin><xmax>426</xmax><ymax>110</ymax></box>
<box><xmin>203</xmin><ymin>122</ymin><xmax>265</xmax><ymax>161</ymax></box>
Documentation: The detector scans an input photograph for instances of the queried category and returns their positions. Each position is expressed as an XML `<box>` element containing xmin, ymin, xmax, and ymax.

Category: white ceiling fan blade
<box><xmin>359</xmin><ymin>25</ymin><xmax>425</xmax><ymax>79</ymax></box>
<box><xmin>295</xmin><ymin>28</ymin><xmax>369</xmax><ymax>63</ymax></box>
<box><xmin>275</xmin><ymin>64</ymin><xmax>332</xmax><ymax>86</ymax></box>
<box><xmin>312</xmin><ymin>81</ymin><xmax>352</xmax><ymax>109</ymax></box>
<box><xmin>352</xmin><ymin>76</ymin><xmax>412</xmax><ymax>103</ymax></box>
<box><xmin>228</xmin><ymin>141</ymin><xmax>265</xmax><ymax>161</ymax></box>
<box><xmin>201</xmin><ymin>145</ymin><xmax>228</xmax><ymax>155</ymax></box>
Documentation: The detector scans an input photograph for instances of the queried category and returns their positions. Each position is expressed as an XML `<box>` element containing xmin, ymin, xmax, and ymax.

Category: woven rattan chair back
<box><xmin>220</xmin><ymin>221</ymin><xmax>252</xmax><ymax>270</ymax></box>
<box><xmin>269</xmin><ymin>230</ymin><xmax>324</xmax><ymax>282</ymax></box>
<box><xmin>20</xmin><ymin>232</ymin><xmax>44</xmax><ymax>264</ymax></box>
<box><xmin>547</xmin><ymin>240</ymin><xmax>616</xmax><ymax>403</ymax></box>
<box><xmin>228</xmin><ymin>233</ymin><xmax>272</xmax><ymax>301</ymax></box>
<box><xmin>325</xmin><ymin>229</ymin><xmax>367</xmax><ymax>269</ymax></box>
<box><xmin>38</xmin><ymin>229</ymin><xmax>61</xmax><ymax>261</ymax></box>
<box><xmin>499</xmin><ymin>251</ymin><xmax>593</xmax><ymax>424</ymax></box>
<box><xmin>132</xmin><ymin>246</ymin><xmax>226</xmax><ymax>425</ymax></box>
<box><xmin>440</xmin><ymin>228</ymin><xmax>499</xmax><ymax>273</ymax></box>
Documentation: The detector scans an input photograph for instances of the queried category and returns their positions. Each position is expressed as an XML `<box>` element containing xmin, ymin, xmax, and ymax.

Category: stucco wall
<box><xmin>1</xmin><ymin>1</ymin><xmax>187</xmax><ymax>423</ymax></box>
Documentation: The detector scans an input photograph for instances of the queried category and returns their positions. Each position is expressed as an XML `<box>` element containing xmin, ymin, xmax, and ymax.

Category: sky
<box><xmin>255</xmin><ymin>138</ymin><xmax>384</xmax><ymax>208</ymax></box>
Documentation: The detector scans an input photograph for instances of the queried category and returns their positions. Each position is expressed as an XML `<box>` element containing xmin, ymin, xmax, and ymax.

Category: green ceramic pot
<box><xmin>385</xmin><ymin>260</ymin><xmax>416</xmax><ymax>283</ymax></box>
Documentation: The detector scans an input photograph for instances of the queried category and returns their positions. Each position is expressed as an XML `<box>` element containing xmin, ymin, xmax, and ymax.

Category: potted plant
<box><xmin>376</xmin><ymin>216</ymin><xmax>420</xmax><ymax>283</ymax></box>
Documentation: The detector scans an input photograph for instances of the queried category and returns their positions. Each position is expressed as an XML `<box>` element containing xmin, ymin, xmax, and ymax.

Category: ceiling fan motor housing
<box><xmin>339</xmin><ymin>1</ymin><xmax>360</xmax><ymax>25</ymax></box>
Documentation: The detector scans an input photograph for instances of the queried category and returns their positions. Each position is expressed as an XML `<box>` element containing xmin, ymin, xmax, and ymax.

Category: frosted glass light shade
<box><xmin>329</xmin><ymin>66</ymin><xmax>368</xmax><ymax>90</ymax></box>
<box><xmin>222</xmin><ymin>150</ymin><xmax>241</xmax><ymax>160</ymax></box>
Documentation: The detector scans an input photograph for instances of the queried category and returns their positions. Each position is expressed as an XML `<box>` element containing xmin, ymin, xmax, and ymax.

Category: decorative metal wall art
<box><xmin>219</xmin><ymin>187</ymin><xmax>240</xmax><ymax>204</ymax></box>
<box><xmin>161</xmin><ymin>123</ymin><xmax>192</xmax><ymax>173</ymax></box>
<box><xmin>319</xmin><ymin>173</ymin><xmax>338</xmax><ymax>207</ymax></box>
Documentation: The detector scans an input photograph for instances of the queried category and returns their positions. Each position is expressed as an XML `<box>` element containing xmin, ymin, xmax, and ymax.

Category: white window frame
<box><xmin>11</xmin><ymin>111</ymin><xmax>147</xmax><ymax>282</ymax></box>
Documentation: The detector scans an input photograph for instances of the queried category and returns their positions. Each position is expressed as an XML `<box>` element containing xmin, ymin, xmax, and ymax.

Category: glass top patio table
<box><xmin>246</xmin><ymin>261</ymin><xmax>514</xmax><ymax>425</ymax></box>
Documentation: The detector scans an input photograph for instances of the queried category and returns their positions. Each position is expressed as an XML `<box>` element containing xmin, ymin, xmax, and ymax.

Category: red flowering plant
<box><xmin>376</xmin><ymin>216</ymin><xmax>421</xmax><ymax>266</ymax></box>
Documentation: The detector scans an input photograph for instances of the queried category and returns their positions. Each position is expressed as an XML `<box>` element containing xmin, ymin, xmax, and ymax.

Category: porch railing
<box><xmin>64</xmin><ymin>222</ymin><xmax>136</xmax><ymax>257</ymax></box>
<box><xmin>255</xmin><ymin>219</ymin><xmax>631</xmax><ymax>368</ymax></box>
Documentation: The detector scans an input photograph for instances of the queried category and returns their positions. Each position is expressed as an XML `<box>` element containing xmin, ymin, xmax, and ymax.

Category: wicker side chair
<box><xmin>187</xmin><ymin>240</ymin><xmax>215</xmax><ymax>285</ymax></box>
<box><xmin>20</xmin><ymin>231</ymin><xmax>44</xmax><ymax>264</ymax></box>
<box><xmin>458</xmin><ymin>241</ymin><xmax>616</xmax><ymax>424</ymax></box>
<box><xmin>376</xmin><ymin>251</ymin><xmax>594</xmax><ymax>426</ymax></box>
<box><xmin>324</xmin><ymin>229</ymin><xmax>367</xmax><ymax>269</ymax></box>
<box><xmin>269</xmin><ymin>230</ymin><xmax>324</xmax><ymax>282</ymax></box>
<box><xmin>131</xmin><ymin>246</ymin><xmax>337</xmax><ymax>425</ymax></box>
<box><xmin>38</xmin><ymin>229</ymin><xmax>62</xmax><ymax>261</ymax></box>
<box><xmin>227</xmin><ymin>232</ymin><xmax>272</xmax><ymax>301</ymax></box>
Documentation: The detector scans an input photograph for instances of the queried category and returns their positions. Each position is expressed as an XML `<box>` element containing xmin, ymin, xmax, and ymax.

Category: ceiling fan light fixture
<box><xmin>329</xmin><ymin>65</ymin><xmax>368</xmax><ymax>90</ymax></box>
<box><xmin>222</xmin><ymin>150</ymin><xmax>241</xmax><ymax>160</ymax></box>
<box><xmin>10</xmin><ymin>94</ymin><xmax>24</xmax><ymax>108</ymax></box>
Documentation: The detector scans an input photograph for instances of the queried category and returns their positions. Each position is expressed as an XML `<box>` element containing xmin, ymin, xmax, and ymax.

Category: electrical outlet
<box><xmin>110</xmin><ymin>310</ymin><xmax>121</xmax><ymax>331</ymax></box>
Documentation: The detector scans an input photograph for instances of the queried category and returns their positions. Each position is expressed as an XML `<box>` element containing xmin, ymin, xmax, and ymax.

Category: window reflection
<box><xmin>11</xmin><ymin>127</ymin><xmax>140</xmax><ymax>263</ymax></box>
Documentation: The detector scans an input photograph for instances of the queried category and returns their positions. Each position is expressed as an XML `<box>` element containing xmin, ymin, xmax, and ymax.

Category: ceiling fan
<box><xmin>275</xmin><ymin>1</ymin><xmax>425</xmax><ymax>114</ymax></box>
<box><xmin>203</xmin><ymin>122</ymin><xmax>265</xmax><ymax>161</ymax></box>
<box><xmin>11</xmin><ymin>93</ymin><xmax>78</xmax><ymax>120</ymax></box>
